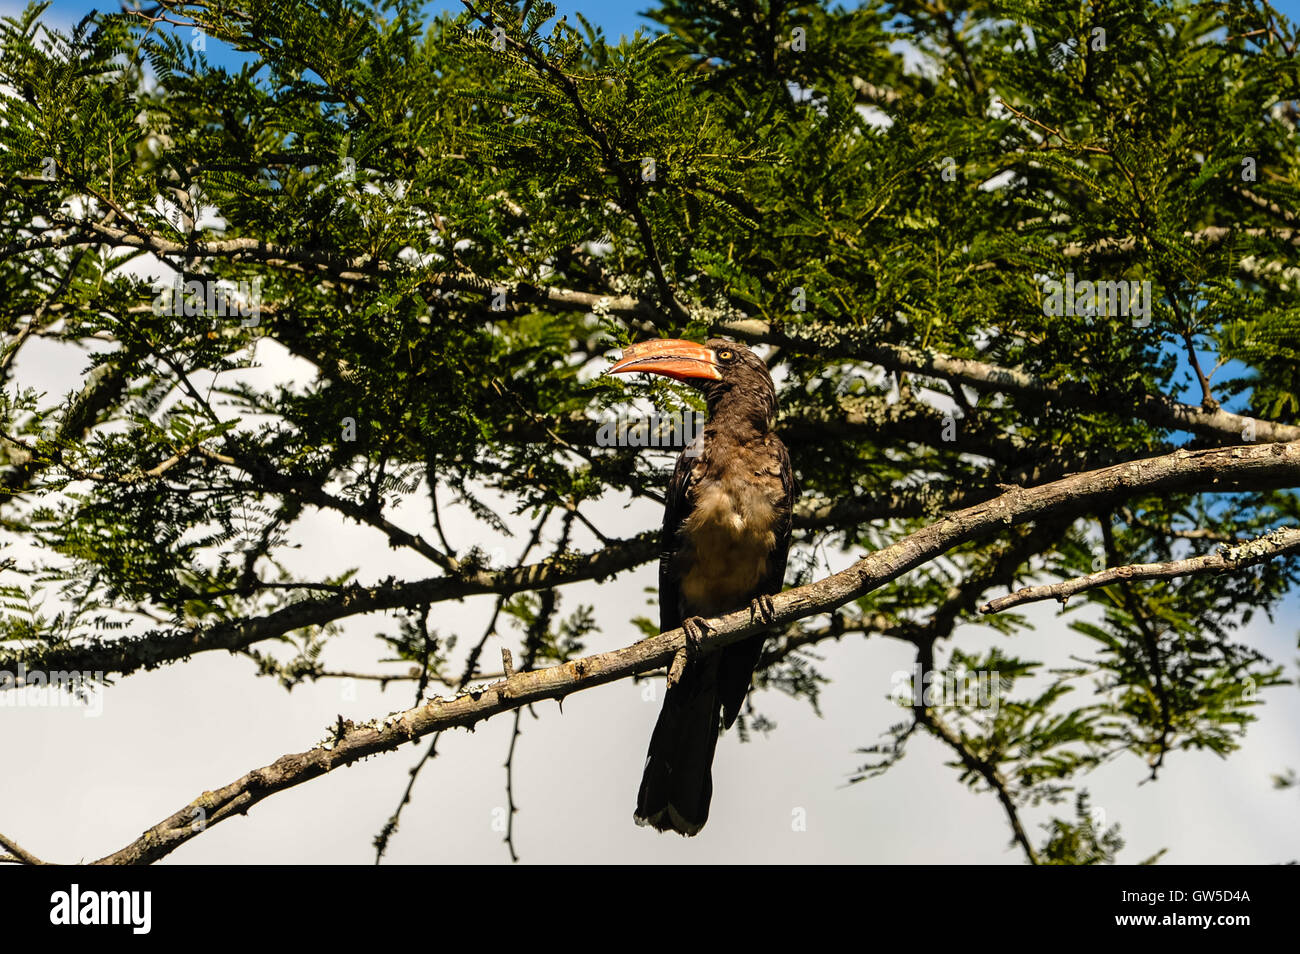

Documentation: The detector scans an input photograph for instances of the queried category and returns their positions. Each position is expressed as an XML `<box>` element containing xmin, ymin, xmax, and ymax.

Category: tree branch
<box><xmin>460</xmin><ymin>0</ymin><xmax>691</xmax><ymax>323</ymax></box>
<box><xmin>2</xmin><ymin>533</ymin><xmax>658</xmax><ymax>677</ymax></box>
<box><xmin>80</xmin><ymin>438</ymin><xmax>1300</xmax><ymax>864</ymax></box>
<box><xmin>719</xmin><ymin>321</ymin><xmax>1300</xmax><ymax>445</ymax></box>
<box><xmin>919</xmin><ymin>709</ymin><xmax>1040</xmax><ymax>865</ymax></box>
<box><xmin>980</xmin><ymin>527</ymin><xmax>1300</xmax><ymax>614</ymax></box>
<box><xmin>0</xmin><ymin>831</ymin><xmax>47</xmax><ymax>865</ymax></box>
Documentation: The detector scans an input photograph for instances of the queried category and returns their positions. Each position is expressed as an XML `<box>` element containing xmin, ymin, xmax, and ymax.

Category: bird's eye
<box><xmin>717</xmin><ymin>350</ymin><xmax>734</xmax><ymax>362</ymax></box>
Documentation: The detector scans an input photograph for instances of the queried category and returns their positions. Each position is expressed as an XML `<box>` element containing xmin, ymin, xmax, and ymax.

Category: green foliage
<box><xmin>1038</xmin><ymin>791</ymin><xmax>1130</xmax><ymax>866</ymax></box>
<box><xmin>1</xmin><ymin>0</ymin><xmax>1298</xmax><ymax>862</ymax></box>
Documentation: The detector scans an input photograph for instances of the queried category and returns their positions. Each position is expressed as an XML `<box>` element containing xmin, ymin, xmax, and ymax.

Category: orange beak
<box><xmin>607</xmin><ymin>339</ymin><xmax>722</xmax><ymax>382</ymax></box>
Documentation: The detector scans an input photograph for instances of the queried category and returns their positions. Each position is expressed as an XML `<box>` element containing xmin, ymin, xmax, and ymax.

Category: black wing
<box><xmin>658</xmin><ymin>441</ymin><xmax>697</xmax><ymax>634</ymax></box>
<box><xmin>757</xmin><ymin>436</ymin><xmax>796</xmax><ymax>600</ymax></box>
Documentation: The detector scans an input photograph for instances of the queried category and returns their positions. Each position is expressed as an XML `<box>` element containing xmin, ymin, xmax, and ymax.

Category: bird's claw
<box><xmin>681</xmin><ymin>616</ymin><xmax>713</xmax><ymax>659</ymax></box>
<box><xmin>668</xmin><ymin>616</ymin><xmax>713</xmax><ymax>689</ymax></box>
<box><xmin>749</xmin><ymin>594</ymin><xmax>776</xmax><ymax>625</ymax></box>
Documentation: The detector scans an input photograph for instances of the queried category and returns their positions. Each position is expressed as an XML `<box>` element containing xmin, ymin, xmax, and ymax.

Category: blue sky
<box><xmin>0</xmin><ymin>0</ymin><xmax>659</xmax><ymax>36</ymax></box>
<box><xmin>425</xmin><ymin>0</ymin><xmax>657</xmax><ymax>37</ymax></box>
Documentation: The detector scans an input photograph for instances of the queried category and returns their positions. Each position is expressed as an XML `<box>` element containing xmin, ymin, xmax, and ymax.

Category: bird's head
<box><xmin>607</xmin><ymin>338</ymin><xmax>776</xmax><ymax>427</ymax></box>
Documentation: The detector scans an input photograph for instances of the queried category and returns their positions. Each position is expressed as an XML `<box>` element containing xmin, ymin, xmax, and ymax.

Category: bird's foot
<box><xmin>682</xmin><ymin>616</ymin><xmax>714</xmax><ymax>657</ymax></box>
<box><xmin>749</xmin><ymin>594</ymin><xmax>776</xmax><ymax>625</ymax></box>
<box><xmin>668</xmin><ymin>616</ymin><xmax>713</xmax><ymax>689</ymax></box>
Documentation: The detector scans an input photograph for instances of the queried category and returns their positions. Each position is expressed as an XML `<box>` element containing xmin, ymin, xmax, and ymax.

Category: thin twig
<box><xmin>920</xmin><ymin>710</ymin><xmax>1040</xmax><ymax>865</ymax></box>
<box><xmin>981</xmin><ymin>527</ymin><xmax>1300</xmax><ymax>613</ymax></box>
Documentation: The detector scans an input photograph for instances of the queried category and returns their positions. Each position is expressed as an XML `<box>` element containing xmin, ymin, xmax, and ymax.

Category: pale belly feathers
<box><xmin>677</xmin><ymin>468</ymin><xmax>780</xmax><ymax>618</ymax></box>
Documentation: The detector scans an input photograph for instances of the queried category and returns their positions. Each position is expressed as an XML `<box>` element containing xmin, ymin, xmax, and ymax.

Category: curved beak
<box><xmin>607</xmin><ymin>339</ymin><xmax>721</xmax><ymax>382</ymax></box>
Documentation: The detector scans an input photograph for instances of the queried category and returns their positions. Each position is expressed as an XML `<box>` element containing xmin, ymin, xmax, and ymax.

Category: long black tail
<box><xmin>634</xmin><ymin>653</ymin><xmax>721</xmax><ymax>836</ymax></box>
<box><xmin>634</xmin><ymin>635</ymin><xmax>765</xmax><ymax>836</ymax></box>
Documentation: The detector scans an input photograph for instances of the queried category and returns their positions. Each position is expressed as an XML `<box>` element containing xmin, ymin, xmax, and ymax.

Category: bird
<box><xmin>608</xmin><ymin>337</ymin><xmax>796</xmax><ymax>836</ymax></box>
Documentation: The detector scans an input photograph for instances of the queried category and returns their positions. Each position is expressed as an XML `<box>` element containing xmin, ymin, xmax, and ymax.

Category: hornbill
<box><xmin>609</xmin><ymin>338</ymin><xmax>796</xmax><ymax>835</ymax></box>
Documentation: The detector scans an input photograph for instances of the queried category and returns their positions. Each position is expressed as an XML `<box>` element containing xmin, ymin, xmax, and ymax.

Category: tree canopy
<box><xmin>1</xmin><ymin>0</ymin><xmax>1298</xmax><ymax>864</ymax></box>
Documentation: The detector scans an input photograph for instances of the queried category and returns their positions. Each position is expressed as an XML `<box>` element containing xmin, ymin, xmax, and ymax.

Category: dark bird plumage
<box><xmin>609</xmin><ymin>338</ymin><xmax>796</xmax><ymax>835</ymax></box>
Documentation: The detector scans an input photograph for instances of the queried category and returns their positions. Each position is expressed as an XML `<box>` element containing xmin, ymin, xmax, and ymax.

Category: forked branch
<box><xmin>71</xmin><ymin>439</ymin><xmax>1300</xmax><ymax>865</ymax></box>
